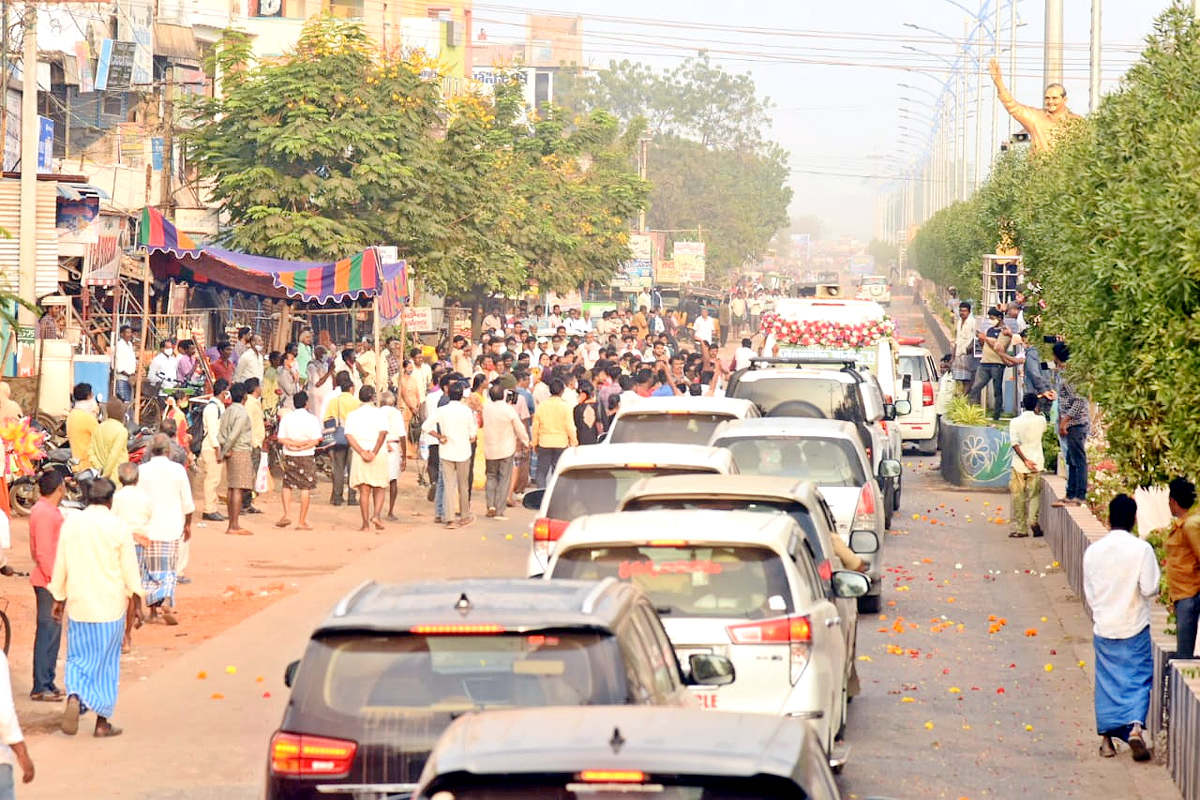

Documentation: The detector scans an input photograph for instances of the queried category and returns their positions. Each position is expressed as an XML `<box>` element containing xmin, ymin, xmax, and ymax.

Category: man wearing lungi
<box><xmin>134</xmin><ymin>436</ymin><xmax>194</xmax><ymax>626</ymax></box>
<box><xmin>49</xmin><ymin>477</ymin><xmax>143</xmax><ymax>738</ymax></box>
<box><xmin>1082</xmin><ymin>494</ymin><xmax>1160</xmax><ymax>761</ymax></box>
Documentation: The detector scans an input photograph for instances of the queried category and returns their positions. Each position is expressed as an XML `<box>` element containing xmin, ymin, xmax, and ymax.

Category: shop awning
<box><xmin>137</xmin><ymin>206</ymin><xmax>408</xmax><ymax>306</ymax></box>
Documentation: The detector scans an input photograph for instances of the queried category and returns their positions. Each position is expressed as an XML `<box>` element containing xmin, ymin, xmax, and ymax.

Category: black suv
<box><xmin>265</xmin><ymin>578</ymin><xmax>734</xmax><ymax>800</ymax></box>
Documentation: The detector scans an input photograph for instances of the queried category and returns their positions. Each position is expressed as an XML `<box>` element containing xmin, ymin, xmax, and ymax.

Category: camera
<box><xmin>505</xmin><ymin>389</ymin><xmax>518</xmax><ymax>404</ymax></box>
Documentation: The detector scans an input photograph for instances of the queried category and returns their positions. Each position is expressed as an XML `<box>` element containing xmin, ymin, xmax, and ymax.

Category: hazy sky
<box><xmin>474</xmin><ymin>0</ymin><xmax>1169</xmax><ymax>238</ymax></box>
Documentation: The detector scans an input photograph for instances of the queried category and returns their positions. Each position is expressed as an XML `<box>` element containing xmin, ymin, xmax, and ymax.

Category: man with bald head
<box><xmin>134</xmin><ymin>434</ymin><xmax>194</xmax><ymax>626</ymax></box>
<box><xmin>989</xmin><ymin>58</ymin><xmax>1081</xmax><ymax>152</ymax></box>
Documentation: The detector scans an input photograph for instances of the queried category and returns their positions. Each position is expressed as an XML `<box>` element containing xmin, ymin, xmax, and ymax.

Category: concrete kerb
<box><xmin>1040</xmin><ymin>473</ymin><xmax>1187</xmax><ymax>798</ymax></box>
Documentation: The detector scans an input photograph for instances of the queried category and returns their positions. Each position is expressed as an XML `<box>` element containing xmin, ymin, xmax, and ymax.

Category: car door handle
<box><xmin>825</xmin><ymin>617</ymin><xmax>841</xmax><ymax>627</ymax></box>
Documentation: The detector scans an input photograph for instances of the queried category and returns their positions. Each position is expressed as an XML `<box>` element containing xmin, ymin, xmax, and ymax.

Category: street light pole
<box><xmin>1089</xmin><ymin>0</ymin><xmax>1102</xmax><ymax>114</ymax></box>
<box><xmin>1045</xmin><ymin>0</ymin><xmax>1063</xmax><ymax>87</ymax></box>
<box><xmin>18</xmin><ymin>3</ymin><xmax>37</xmax><ymax>324</ymax></box>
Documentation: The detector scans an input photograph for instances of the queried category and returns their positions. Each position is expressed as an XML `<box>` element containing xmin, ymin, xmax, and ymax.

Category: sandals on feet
<box><xmin>1128</xmin><ymin>726</ymin><xmax>1152</xmax><ymax>762</ymax></box>
<box><xmin>1099</xmin><ymin>738</ymin><xmax>1116</xmax><ymax>758</ymax></box>
<box><xmin>1008</xmin><ymin>531</ymin><xmax>1029</xmax><ymax>538</ymax></box>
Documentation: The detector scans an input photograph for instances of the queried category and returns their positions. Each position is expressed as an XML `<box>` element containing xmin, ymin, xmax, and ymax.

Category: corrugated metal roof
<box><xmin>153</xmin><ymin>23</ymin><xmax>201</xmax><ymax>62</ymax></box>
<box><xmin>0</xmin><ymin>179</ymin><xmax>60</xmax><ymax>297</ymax></box>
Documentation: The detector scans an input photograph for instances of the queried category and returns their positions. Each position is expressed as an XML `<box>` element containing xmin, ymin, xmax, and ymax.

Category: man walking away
<box><xmin>65</xmin><ymin>383</ymin><xmax>99</xmax><ymax>473</ymax></box>
<box><xmin>28</xmin><ymin>471</ymin><xmax>65</xmax><ymax>702</ymax></box>
<box><xmin>1082</xmin><ymin>494</ymin><xmax>1158</xmax><ymax>761</ymax></box>
<box><xmin>1008</xmin><ymin>392</ymin><xmax>1047</xmax><ymax>539</ymax></box>
<box><xmin>344</xmin><ymin>386</ymin><xmax>389</xmax><ymax>532</ymax></box>
<box><xmin>49</xmin><ymin>477</ymin><xmax>143</xmax><ymax>738</ymax></box>
<box><xmin>325</xmin><ymin>373</ymin><xmax>360</xmax><ymax>507</ymax></box>
<box><xmin>0</xmin><ymin>650</ymin><xmax>35</xmax><ymax>793</ymax></box>
<box><xmin>242</xmin><ymin>378</ymin><xmax>266</xmax><ymax>515</ymax></box>
<box><xmin>423</xmin><ymin>381</ymin><xmax>477</xmax><ymax>529</ymax></box>
<box><xmin>482</xmin><ymin>384</ymin><xmax>528</xmax><ymax>520</ymax></box>
<box><xmin>136</xmin><ymin>436</ymin><xmax>193</xmax><ymax>625</ymax></box>
<box><xmin>531</xmin><ymin>378</ymin><xmax>577</xmax><ymax>488</ymax></box>
<box><xmin>1166</xmin><ymin>477</ymin><xmax>1200</xmax><ymax>659</ymax></box>
<box><xmin>199</xmin><ymin>380</ymin><xmax>229</xmax><ymax>522</ymax></box>
<box><xmin>276</xmin><ymin>392</ymin><xmax>321</xmax><ymax>531</ymax></box>
<box><xmin>379</xmin><ymin>391</ymin><xmax>407</xmax><ymax>521</ymax></box>
<box><xmin>112</xmin><ymin>462</ymin><xmax>152</xmax><ymax>648</ymax></box>
<box><xmin>218</xmin><ymin>382</ymin><xmax>254</xmax><ymax>536</ymax></box>
<box><xmin>1050</xmin><ymin>343</ymin><xmax>1091</xmax><ymax>507</ymax></box>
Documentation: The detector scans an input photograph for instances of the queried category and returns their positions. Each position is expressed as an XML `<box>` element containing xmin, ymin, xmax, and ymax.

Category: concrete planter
<box><xmin>940</xmin><ymin>421</ymin><xmax>1012</xmax><ymax>489</ymax></box>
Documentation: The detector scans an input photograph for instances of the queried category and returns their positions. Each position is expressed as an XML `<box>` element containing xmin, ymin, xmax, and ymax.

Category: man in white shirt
<box><xmin>113</xmin><ymin>325</ymin><xmax>138</xmax><ymax>405</ymax></box>
<box><xmin>1007</xmin><ymin>392</ymin><xmax>1047</xmax><ymax>539</ymax></box>
<box><xmin>423</xmin><ymin>382</ymin><xmax>478</xmax><ymax>529</ymax></box>
<box><xmin>1082</xmin><ymin>494</ymin><xmax>1159</xmax><ymax>762</ymax></box>
<box><xmin>112</xmin><ymin>462</ymin><xmax>152</xmax><ymax>642</ymax></box>
<box><xmin>581</xmin><ymin>332</ymin><xmax>602</xmax><ymax>371</ymax></box>
<box><xmin>147</xmin><ymin>339</ymin><xmax>179</xmax><ymax>391</ymax></box>
<box><xmin>49</xmin><ymin>477</ymin><xmax>143</xmax><ymax>738</ymax></box>
<box><xmin>135</xmin><ymin>436</ymin><xmax>194</xmax><ymax>626</ymax></box>
<box><xmin>564</xmin><ymin>308</ymin><xmax>589</xmax><ymax>337</ymax></box>
<box><xmin>344</xmin><ymin>386</ymin><xmax>390</xmax><ymax>532</ymax></box>
<box><xmin>732</xmin><ymin>338</ymin><xmax>758</xmax><ymax>372</ymax></box>
<box><xmin>953</xmin><ymin>301</ymin><xmax>978</xmax><ymax>391</ymax></box>
<box><xmin>693</xmin><ymin>306</ymin><xmax>716</xmax><ymax>360</ymax></box>
<box><xmin>199</xmin><ymin>380</ymin><xmax>229</xmax><ymax>522</ymax></box>
<box><xmin>276</xmin><ymin>391</ymin><xmax>323</xmax><ymax>531</ymax></box>
<box><xmin>482</xmin><ymin>384</ymin><xmax>530</xmax><ymax>520</ymax></box>
<box><xmin>232</xmin><ymin>334</ymin><xmax>265</xmax><ymax>384</ymax></box>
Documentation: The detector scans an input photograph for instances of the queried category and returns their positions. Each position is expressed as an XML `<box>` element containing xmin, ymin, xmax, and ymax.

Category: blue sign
<box><xmin>151</xmin><ymin>137</ymin><xmax>164</xmax><ymax>171</ymax></box>
<box><xmin>36</xmin><ymin>116</ymin><xmax>53</xmax><ymax>173</ymax></box>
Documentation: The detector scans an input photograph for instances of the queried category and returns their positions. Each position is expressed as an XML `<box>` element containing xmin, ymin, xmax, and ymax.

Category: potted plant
<box><xmin>940</xmin><ymin>396</ymin><xmax>1013</xmax><ymax>489</ymax></box>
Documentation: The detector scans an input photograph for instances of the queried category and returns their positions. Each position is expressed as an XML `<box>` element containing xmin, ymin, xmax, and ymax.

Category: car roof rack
<box><xmin>747</xmin><ymin>356</ymin><xmax>862</xmax><ymax>372</ymax></box>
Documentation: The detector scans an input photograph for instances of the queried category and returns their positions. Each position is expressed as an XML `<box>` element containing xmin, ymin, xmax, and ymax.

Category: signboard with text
<box><xmin>95</xmin><ymin>40</ymin><xmax>136</xmax><ymax>91</ymax></box>
<box><xmin>402</xmin><ymin>306</ymin><xmax>435</xmax><ymax>331</ymax></box>
<box><xmin>673</xmin><ymin>241</ymin><xmax>706</xmax><ymax>284</ymax></box>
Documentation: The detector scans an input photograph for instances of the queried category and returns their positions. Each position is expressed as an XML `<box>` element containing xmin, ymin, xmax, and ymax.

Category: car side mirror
<box><xmin>879</xmin><ymin>459</ymin><xmax>902</xmax><ymax>479</ymax></box>
<box><xmin>687</xmin><ymin>654</ymin><xmax>735</xmax><ymax>686</ymax></box>
<box><xmin>894</xmin><ymin>399</ymin><xmax>912</xmax><ymax>416</ymax></box>
<box><xmin>522</xmin><ymin>489</ymin><xmax>545</xmax><ymax>511</ymax></box>
<box><xmin>596</xmin><ymin>431</ymin><xmax>608</xmax><ymax>443</ymax></box>
<box><xmin>284</xmin><ymin>659</ymin><xmax>300</xmax><ymax>688</ymax></box>
<box><xmin>831</xmin><ymin>570</ymin><xmax>870</xmax><ymax>598</ymax></box>
<box><xmin>883</xmin><ymin>403</ymin><xmax>897</xmax><ymax>421</ymax></box>
<box><xmin>848</xmin><ymin>530</ymin><xmax>879</xmax><ymax>554</ymax></box>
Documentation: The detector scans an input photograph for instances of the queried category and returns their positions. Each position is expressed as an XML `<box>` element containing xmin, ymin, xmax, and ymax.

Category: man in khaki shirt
<box><xmin>49</xmin><ymin>477</ymin><xmax>143</xmax><ymax>737</ymax></box>
<box><xmin>531</xmin><ymin>377</ymin><xmax>577</xmax><ymax>488</ymax></box>
<box><xmin>1166</xmin><ymin>478</ymin><xmax>1200</xmax><ymax>659</ymax></box>
<box><xmin>243</xmin><ymin>378</ymin><xmax>266</xmax><ymax>515</ymax></box>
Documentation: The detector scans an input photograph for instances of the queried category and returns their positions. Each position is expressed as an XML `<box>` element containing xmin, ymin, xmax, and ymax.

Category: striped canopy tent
<box><xmin>137</xmin><ymin>206</ymin><xmax>405</xmax><ymax>304</ymax></box>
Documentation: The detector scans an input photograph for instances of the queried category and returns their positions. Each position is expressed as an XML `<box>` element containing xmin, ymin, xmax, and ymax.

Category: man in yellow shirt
<box><xmin>89</xmin><ymin>398</ymin><xmax>130</xmax><ymax>481</ymax></box>
<box><xmin>243</xmin><ymin>378</ymin><xmax>267</xmax><ymax>515</ymax></box>
<box><xmin>530</xmin><ymin>377</ymin><xmax>577</xmax><ymax>488</ymax></box>
<box><xmin>1166</xmin><ymin>477</ymin><xmax>1200</xmax><ymax>659</ymax></box>
<box><xmin>66</xmin><ymin>383</ymin><xmax>100</xmax><ymax>472</ymax></box>
<box><xmin>326</xmin><ymin>373</ymin><xmax>361</xmax><ymax>506</ymax></box>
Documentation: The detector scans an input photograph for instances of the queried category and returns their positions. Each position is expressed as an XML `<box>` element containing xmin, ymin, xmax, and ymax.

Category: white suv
<box><xmin>855</xmin><ymin>275</ymin><xmax>891</xmax><ymax>306</ymax></box>
<box><xmin>544</xmin><ymin>509</ymin><xmax>869</xmax><ymax>768</ymax></box>
<box><xmin>898</xmin><ymin>345</ymin><xmax>941</xmax><ymax>455</ymax></box>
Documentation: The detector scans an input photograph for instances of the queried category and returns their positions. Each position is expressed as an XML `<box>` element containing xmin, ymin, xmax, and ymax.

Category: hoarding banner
<box><xmin>673</xmin><ymin>241</ymin><xmax>706</xmax><ymax>283</ymax></box>
<box><xmin>628</xmin><ymin>233</ymin><xmax>652</xmax><ymax>261</ymax></box>
<box><xmin>95</xmin><ymin>40</ymin><xmax>136</xmax><ymax>91</ymax></box>
<box><xmin>655</xmin><ymin>259</ymin><xmax>678</xmax><ymax>284</ymax></box>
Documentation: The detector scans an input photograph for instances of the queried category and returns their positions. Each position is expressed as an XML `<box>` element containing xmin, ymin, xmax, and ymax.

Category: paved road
<box><xmin>834</xmin><ymin>295</ymin><xmax>1178</xmax><ymax>799</ymax></box>
<box><xmin>18</xmin><ymin>294</ymin><xmax>1181</xmax><ymax>799</ymax></box>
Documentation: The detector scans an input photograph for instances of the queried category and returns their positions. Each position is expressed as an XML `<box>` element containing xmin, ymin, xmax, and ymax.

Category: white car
<box><xmin>855</xmin><ymin>275</ymin><xmax>891</xmax><ymax>306</ymax></box>
<box><xmin>545</xmin><ymin>509</ymin><xmax>870</xmax><ymax>768</ymax></box>
<box><xmin>605</xmin><ymin>396</ymin><xmax>761</xmax><ymax>446</ymax></box>
<box><xmin>708</xmin><ymin>417</ymin><xmax>893</xmax><ymax>613</ymax></box>
<box><xmin>898</xmin><ymin>344</ymin><xmax>942</xmax><ymax>455</ymax></box>
<box><xmin>521</xmin><ymin>443</ymin><xmax>738</xmax><ymax>576</ymax></box>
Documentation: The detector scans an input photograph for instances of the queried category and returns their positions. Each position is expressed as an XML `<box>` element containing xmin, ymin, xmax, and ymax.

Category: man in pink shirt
<box><xmin>28</xmin><ymin>471</ymin><xmax>65</xmax><ymax>701</ymax></box>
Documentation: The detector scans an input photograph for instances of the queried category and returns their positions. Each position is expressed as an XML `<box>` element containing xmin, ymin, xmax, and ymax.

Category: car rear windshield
<box><xmin>431</xmin><ymin>784</ymin><xmax>801</xmax><ymax>799</ymax></box>
<box><xmin>730</xmin><ymin>377</ymin><xmax>861</xmax><ymax>421</ymax></box>
<box><xmin>861</xmin><ymin>276</ymin><xmax>887</xmax><ymax>286</ymax></box>
<box><xmin>621</xmin><ymin>497</ymin><xmax>826</xmax><ymax>567</ymax></box>
<box><xmin>714</xmin><ymin>436</ymin><xmax>866</xmax><ymax>488</ymax></box>
<box><xmin>552</xmin><ymin>545</ymin><xmax>793</xmax><ymax>619</ymax></box>
<box><xmin>546</xmin><ymin>467</ymin><xmax>714</xmax><ymax>520</ymax></box>
<box><xmin>304</xmin><ymin>631</ymin><xmax>627</xmax><ymax>714</ymax></box>
<box><xmin>608</xmin><ymin>413</ymin><xmax>737</xmax><ymax>445</ymax></box>
<box><xmin>899</xmin><ymin>355</ymin><xmax>930</xmax><ymax>382</ymax></box>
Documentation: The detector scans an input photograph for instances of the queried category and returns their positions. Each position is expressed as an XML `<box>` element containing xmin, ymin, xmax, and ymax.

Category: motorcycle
<box><xmin>10</xmin><ymin>446</ymin><xmax>85</xmax><ymax>515</ymax></box>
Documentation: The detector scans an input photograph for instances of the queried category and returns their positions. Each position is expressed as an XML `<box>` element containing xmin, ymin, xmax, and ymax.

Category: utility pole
<box><xmin>637</xmin><ymin>135</ymin><xmax>650</xmax><ymax>233</ymax></box>
<box><xmin>1089</xmin><ymin>0</ymin><xmax>1102</xmax><ymax>114</ymax></box>
<box><xmin>1044</xmin><ymin>0</ymin><xmax>1064</xmax><ymax>88</ymax></box>
<box><xmin>18</xmin><ymin>2</ymin><xmax>37</xmax><ymax>323</ymax></box>
<box><xmin>161</xmin><ymin>65</ymin><xmax>174</xmax><ymax>218</ymax></box>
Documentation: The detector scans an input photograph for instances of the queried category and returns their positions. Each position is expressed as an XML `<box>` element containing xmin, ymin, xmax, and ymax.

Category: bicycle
<box><xmin>0</xmin><ymin>567</ymin><xmax>29</xmax><ymax>655</ymax></box>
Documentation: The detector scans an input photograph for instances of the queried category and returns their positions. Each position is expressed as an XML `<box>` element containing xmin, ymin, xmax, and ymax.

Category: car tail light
<box><xmin>852</xmin><ymin>482</ymin><xmax>876</xmax><ymax>532</ymax></box>
<box><xmin>409</xmin><ymin>624</ymin><xmax>506</xmax><ymax>634</ymax></box>
<box><xmin>533</xmin><ymin>517</ymin><xmax>569</xmax><ymax>562</ymax></box>
<box><xmin>726</xmin><ymin>615</ymin><xmax>812</xmax><ymax>684</ymax></box>
<box><xmin>817</xmin><ymin>559</ymin><xmax>833</xmax><ymax>582</ymax></box>
<box><xmin>580</xmin><ymin>770</ymin><xmax>646</xmax><ymax>783</ymax></box>
<box><xmin>270</xmin><ymin>732</ymin><xmax>357</xmax><ymax>777</ymax></box>
<box><xmin>922</xmin><ymin>381</ymin><xmax>935</xmax><ymax>407</ymax></box>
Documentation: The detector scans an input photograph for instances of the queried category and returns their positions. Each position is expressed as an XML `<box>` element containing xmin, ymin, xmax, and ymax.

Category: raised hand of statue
<box><xmin>988</xmin><ymin>57</ymin><xmax>1002</xmax><ymax>82</ymax></box>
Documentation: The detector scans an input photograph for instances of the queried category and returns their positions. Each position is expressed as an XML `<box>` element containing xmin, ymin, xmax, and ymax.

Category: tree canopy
<box><xmin>557</xmin><ymin>52</ymin><xmax>792</xmax><ymax>275</ymax></box>
<box><xmin>184</xmin><ymin>16</ymin><xmax>647</xmax><ymax>307</ymax></box>
<box><xmin>908</xmin><ymin>4</ymin><xmax>1200</xmax><ymax>483</ymax></box>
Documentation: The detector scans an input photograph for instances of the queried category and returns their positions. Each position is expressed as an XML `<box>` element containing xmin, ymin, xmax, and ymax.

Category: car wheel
<box><xmin>918</xmin><ymin>424</ymin><xmax>939</xmax><ymax>455</ymax></box>
<box><xmin>858</xmin><ymin>591</ymin><xmax>882</xmax><ymax>614</ymax></box>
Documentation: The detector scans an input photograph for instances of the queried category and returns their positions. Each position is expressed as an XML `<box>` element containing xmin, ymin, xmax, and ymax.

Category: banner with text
<box><xmin>673</xmin><ymin>241</ymin><xmax>706</xmax><ymax>283</ymax></box>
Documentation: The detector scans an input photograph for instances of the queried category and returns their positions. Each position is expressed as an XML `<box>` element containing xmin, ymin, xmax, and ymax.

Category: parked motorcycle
<box><xmin>10</xmin><ymin>447</ymin><xmax>84</xmax><ymax>515</ymax></box>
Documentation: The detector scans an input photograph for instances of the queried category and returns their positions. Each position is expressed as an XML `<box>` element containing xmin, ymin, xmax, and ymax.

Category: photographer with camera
<box><xmin>482</xmin><ymin>384</ymin><xmax>529</xmax><ymax>520</ymax></box>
